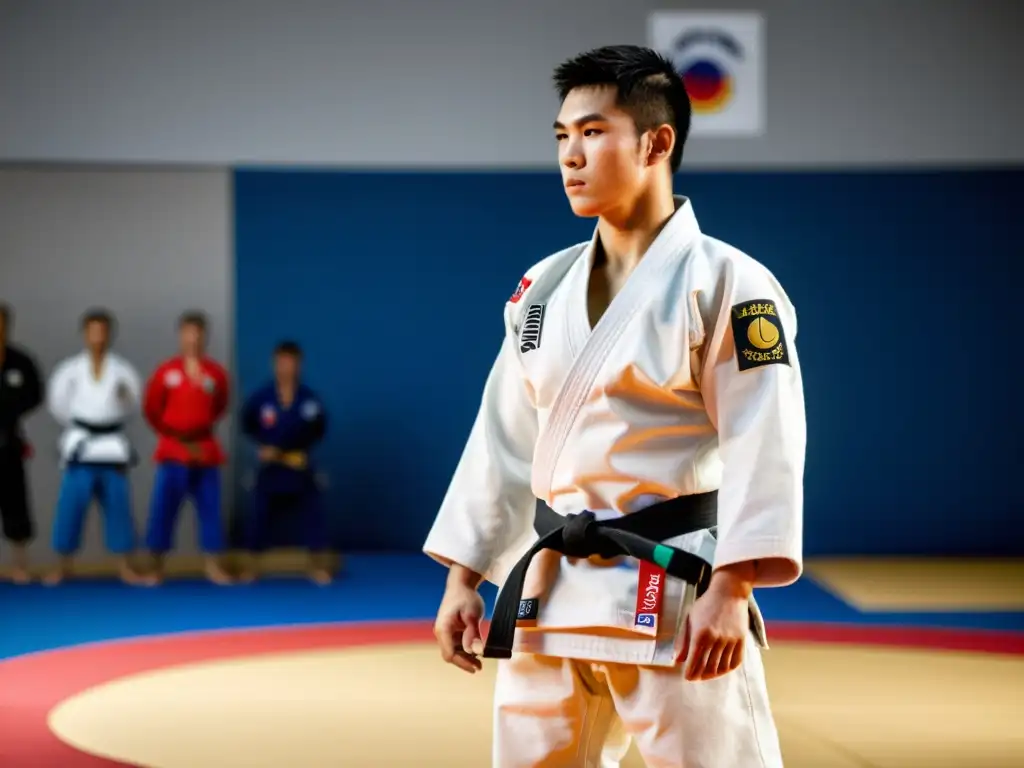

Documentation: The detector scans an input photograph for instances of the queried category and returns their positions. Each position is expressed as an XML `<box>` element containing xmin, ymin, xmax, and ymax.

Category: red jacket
<box><xmin>144</xmin><ymin>357</ymin><xmax>230</xmax><ymax>466</ymax></box>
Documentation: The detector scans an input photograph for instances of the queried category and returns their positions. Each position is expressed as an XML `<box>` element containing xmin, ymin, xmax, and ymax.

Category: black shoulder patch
<box><xmin>730</xmin><ymin>299</ymin><xmax>790</xmax><ymax>371</ymax></box>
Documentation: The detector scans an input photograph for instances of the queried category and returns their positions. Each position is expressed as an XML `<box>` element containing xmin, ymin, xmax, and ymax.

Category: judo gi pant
<box><xmin>0</xmin><ymin>450</ymin><xmax>32</xmax><ymax>544</ymax></box>
<box><xmin>492</xmin><ymin>634</ymin><xmax>783</xmax><ymax>768</ymax></box>
<box><xmin>246</xmin><ymin>468</ymin><xmax>328</xmax><ymax>553</ymax></box>
<box><xmin>145</xmin><ymin>462</ymin><xmax>225</xmax><ymax>554</ymax></box>
<box><xmin>52</xmin><ymin>463</ymin><xmax>134</xmax><ymax>555</ymax></box>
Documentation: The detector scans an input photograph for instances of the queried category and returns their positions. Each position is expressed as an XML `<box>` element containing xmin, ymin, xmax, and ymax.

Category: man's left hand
<box><xmin>680</xmin><ymin>562</ymin><xmax>755</xmax><ymax>682</ymax></box>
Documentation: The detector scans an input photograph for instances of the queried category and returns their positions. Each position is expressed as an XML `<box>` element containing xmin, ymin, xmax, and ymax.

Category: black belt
<box><xmin>69</xmin><ymin>419</ymin><xmax>135</xmax><ymax>466</ymax></box>
<box><xmin>72</xmin><ymin>419</ymin><xmax>126</xmax><ymax>435</ymax></box>
<box><xmin>482</xmin><ymin>492</ymin><xmax>718</xmax><ymax>659</ymax></box>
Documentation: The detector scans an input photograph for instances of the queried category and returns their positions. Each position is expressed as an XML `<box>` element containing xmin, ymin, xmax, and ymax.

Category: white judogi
<box><xmin>424</xmin><ymin>197</ymin><xmax>805</xmax><ymax>767</ymax></box>
<box><xmin>47</xmin><ymin>352</ymin><xmax>142</xmax><ymax>465</ymax></box>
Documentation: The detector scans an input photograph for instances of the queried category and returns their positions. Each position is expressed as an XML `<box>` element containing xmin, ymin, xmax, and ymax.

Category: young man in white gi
<box><xmin>46</xmin><ymin>309</ymin><xmax>151</xmax><ymax>585</ymax></box>
<box><xmin>424</xmin><ymin>45</ymin><xmax>805</xmax><ymax>767</ymax></box>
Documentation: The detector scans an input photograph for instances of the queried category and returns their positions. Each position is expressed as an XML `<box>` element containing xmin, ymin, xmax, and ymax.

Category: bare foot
<box><xmin>11</xmin><ymin>568</ymin><xmax>32</xmax><ymax>585</ymax></box>
<box><xmin>120</xmin><ymin>567</ymin><xmax>158</xmax><ymax>587</ymax></box>
<box><xmin>43</xmin><ymin>569</ymin><xmax>67</xmax><ymax>587</ymax></box>
<box><xmin>309</xmin><ymin>568</ymin><xmax>333</xmax><ymax>586</ymax></box>
<box><xmin>205</xmin><ymin>564</ymin><xmax>234</xmax><ymax>586</ymax></box>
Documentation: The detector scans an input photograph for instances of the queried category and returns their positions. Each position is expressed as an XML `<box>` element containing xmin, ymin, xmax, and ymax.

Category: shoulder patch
<box><xmin>730</xmin><ymin>299</ymin><xmax>790</xmax><ymax>371</ymax></box>
<box><xmin>300</xmin><ymin>400</ymin><xmax>320</xmax><ymax>420</ymax></box>
<box><xmin>509</xmin><ymin>276</ymin><xmax>532</xmax><ymax>304</ymax></box>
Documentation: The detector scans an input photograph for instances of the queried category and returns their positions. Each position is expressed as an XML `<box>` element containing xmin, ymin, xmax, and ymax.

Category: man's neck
<box><xmin>595</xmin><ymin>182</ymin><xmax>677</xmax><ymax>272</ymax></box>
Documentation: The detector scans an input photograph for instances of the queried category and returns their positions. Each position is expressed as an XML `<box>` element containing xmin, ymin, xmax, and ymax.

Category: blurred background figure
<box><xmin>142</xmin><ymin>311</ymin><xmax>232</xmax><ymax>585</ymax></box>
<box><xmin>45</xmin><ymin>309</ymin><xmax>150</xmax><ymax>586</ymax></box>
<box><xmin>239</xmin><ymin>341</ymin><xmax>331</xmax><ymax>585</ymax></box>
<box><xmin>0</xmin><ymin>303</ymin><xmax>44</xmax><ymax>584</ymax></box>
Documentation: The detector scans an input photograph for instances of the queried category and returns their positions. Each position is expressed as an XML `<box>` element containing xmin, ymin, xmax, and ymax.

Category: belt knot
<box><xmin>562</xmin><ymin>511</ymin><xmax>608</xmax><ymax>558</ymax></box>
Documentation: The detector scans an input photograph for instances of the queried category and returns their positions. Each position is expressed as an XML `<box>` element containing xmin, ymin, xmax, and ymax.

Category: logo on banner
<box><xmin>648</xmin><ymin>11</ymin><xmax>765</xmax><ymax>136</ymax></box>
<box><xmin>675</xmin><ymin>31</ymin><xmax>740</xmax><ymax>115</ymax></box>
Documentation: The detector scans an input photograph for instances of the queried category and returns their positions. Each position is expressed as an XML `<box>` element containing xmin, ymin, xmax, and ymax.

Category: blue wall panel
<box><xmin>233</xmin><ymin>169</ymin><xmax>1023</xmax><ymax>556</ymax></box>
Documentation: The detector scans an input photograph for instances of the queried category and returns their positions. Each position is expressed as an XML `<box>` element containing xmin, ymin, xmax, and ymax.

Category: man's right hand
<box><xmin>258</xmin><ymin>446</ymin><xmax>281</xmax><ymax>463</ymax></box>
<box><xmin>433</xmin><ymin>565</ymin><xmax>486</xmax><ymax>674</ymax></box>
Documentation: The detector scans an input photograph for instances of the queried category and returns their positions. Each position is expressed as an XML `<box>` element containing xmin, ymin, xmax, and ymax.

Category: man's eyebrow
<box><xmin>553</xmin><ymin>113</ymin><xmax>609</xmax><ymax>130</ymax></box>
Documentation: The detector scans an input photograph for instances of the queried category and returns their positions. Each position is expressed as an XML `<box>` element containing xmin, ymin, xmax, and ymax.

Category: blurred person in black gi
<box><xmin>0</xmin><ymin>303</ymin><xmax>44</xmax><ymax>583</ymax></box>
<box><xmin>239</xmin><ymin>341</ymin><xmax>331</xmax><ymax>585</ymax></box>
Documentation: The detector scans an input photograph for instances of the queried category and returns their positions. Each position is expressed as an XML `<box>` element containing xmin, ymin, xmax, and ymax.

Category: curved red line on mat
<box><xmin>0</xmin><ymin>621</ymin><xmax>430</xmax><ymax>767</ymax></box>
<box><xmin>0</xmin><ymin>620</ymin><xmax>1021</xmax><ymax>767</ymax></box>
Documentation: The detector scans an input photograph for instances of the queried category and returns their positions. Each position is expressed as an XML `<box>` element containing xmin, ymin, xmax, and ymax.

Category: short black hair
<box><xmin>274</xmin><ymin>340</ymin><xmax>302</xmax><ymax>358</ymax></box>
<box><xmin>0</xmin><ymin>303</ymin><xmax>10</xmax><ymax>328</ymax></box>
<box><xmin>81</xmin><ymin>307</ymin><xmax>115</xmax><ymax>330</ymax></box>
<box><xmin>178</xmin><ymin>310</ymin><xmax>208</xmax><ymax>331</ymax></box>
<box><xmin>553</xmin><ymin>45</ymin><xmax>692</xmax><ymax>172</ymax></box>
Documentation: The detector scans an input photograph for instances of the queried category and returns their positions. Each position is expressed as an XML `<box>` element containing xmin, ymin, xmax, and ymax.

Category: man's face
<box><xmin>179</xmin><ymin>322</ymin><xmax>205</xmax><ymax>356</ymax></box>
<box><xmin>274</xmin><ymin>352</ymin><xmax>300</xmax><ymax>383</ymax></box>
<box><xmin>554</xmin><ymin>85</ymin><xmax>648</xmax><ymax>218</ymax></box>
<box><xmin>83</xmin><ymin>320</ymin><xmax>109</xmax><ymax>353</ymax></box>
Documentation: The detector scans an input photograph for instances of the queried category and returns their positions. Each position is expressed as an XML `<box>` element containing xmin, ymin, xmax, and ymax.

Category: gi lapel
<box><xmin>531</xmin><ymin>197</ymin><xmax>701</xmax><ymax>503</ymax></box>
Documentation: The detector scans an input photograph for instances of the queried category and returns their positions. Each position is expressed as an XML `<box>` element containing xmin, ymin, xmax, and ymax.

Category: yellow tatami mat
<box><xmin>48</xmin><ymin>640</ymin><xmax>1024</xmax><ymax>768</ymax></box>
<box><xmin>805</xmin><ymin>558</ymin><xmax>1024</xmax><ymax>612</ymax></box>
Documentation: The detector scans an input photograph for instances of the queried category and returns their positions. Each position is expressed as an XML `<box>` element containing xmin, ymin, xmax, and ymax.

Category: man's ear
<box><xmin>646</xmin><ymin>124</ymin><xmax>676</xmax><ymax>168</ymax></box>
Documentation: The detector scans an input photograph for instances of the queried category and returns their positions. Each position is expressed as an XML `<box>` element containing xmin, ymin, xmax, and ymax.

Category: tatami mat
<box><xmin>48</xmin><ymin>640</ymin><xmax>1024</xmax><ymax>768</ymax></box>
<box><xmin>805</xmin><ymin>558</ymin><xmax>1024</xmax><ymax>612</ymax></box>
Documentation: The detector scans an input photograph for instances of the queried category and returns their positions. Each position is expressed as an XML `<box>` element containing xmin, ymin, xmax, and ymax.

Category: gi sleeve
<box><xmin>119</xmin><ymin>361</ymin><xmax>143</xmax><ymax>414</ymax></box>
<box><xmin>143</xmin><ymin>365</ymin><xmax>175</xmax><ymax>437</ymax></box>
<box><xmin>12</xmin><ymin>351</ymin><xmax>43</xmax><ymax>420</ymax></box>
<box><xmin>211</xmin><ymin>364</ymin><xmax>230</xmax><ymax>422</ymax></box>
<box><xmin>700</xmin><ymin>261</ymin><xmax>806</xmax><ymax>588</ymax></box>
<box><xmin>240</xmin><ymin>390</ymin><xmax>264</xmax><ymax>442</ymax></box>
<box><xmin>46</xmin><ymin>360</ymin><xmax>76</xmax><ymax>427</ymax></box>
<box><xmin>422</xmin><ymin>311</ymin><xmax>540</xmax><ymax>582</ymax></box>
<box><xmin>287</xmin><ymin>397</ymin><xmax>326</xmax><ymax>451</ymax></box>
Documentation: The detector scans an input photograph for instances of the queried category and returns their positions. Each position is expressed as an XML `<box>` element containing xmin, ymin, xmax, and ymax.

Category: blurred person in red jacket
<box><xmin>142</xmin><ymin>311</ymin><xmax>232</xmax><ymax>585</ymax></box>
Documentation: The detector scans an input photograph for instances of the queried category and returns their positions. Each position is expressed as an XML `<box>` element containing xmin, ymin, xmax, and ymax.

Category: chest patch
<box><xmin>519</xmin><ymin>304</ymin><xmax>546</xmax><ymax>354</ymax></box>
<box><xmin>260</xmin><ymin>405</ymin><xmax>277</xmax><ymax>427</ymax></box>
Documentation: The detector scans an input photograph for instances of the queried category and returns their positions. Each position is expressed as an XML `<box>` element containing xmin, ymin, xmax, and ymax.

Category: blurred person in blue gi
<box><xmin>239</xmin><ymin>341</ymin><xmax>331</xmax><ymax>585</ymax></box>
<box><xmin>0</xmin><ymin>303</ymin><xmax>44</xmax><ymax>583</ymax></box>
<box><xmin>45</xmin><ymin>309</ymin><xmax>151</xmax><ymax>585</ymax></box>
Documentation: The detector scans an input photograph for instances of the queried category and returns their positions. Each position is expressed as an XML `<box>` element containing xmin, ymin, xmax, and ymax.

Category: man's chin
<box><xmin>565</xmin><ymin>196</ymin><xmax>603</xmax><ymax>219</ymax></box>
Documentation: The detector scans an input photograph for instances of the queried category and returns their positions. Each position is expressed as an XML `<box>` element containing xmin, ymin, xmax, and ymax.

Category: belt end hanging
<box><xmin>482</xmin><ymin>645</ymin><xmax>513</xmax><ymax>660</ymax></box>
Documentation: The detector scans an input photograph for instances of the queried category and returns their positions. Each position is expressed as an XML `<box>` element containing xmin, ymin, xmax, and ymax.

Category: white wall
<box><xmin>1</xmin><ymin>0</ymin><xmax>1021</xmax><ymax>168</ymax></box>
<box><xmin>0</xmin><ymin>168</ymin><xmax>232</xmax><ymax>563</ymax></box>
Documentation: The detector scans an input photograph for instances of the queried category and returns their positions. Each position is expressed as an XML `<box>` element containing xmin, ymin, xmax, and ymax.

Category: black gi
<box><xmin>0</xmin><ymin>344</ymin><xmax>44</xmax><ymax>545</ymax></box>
